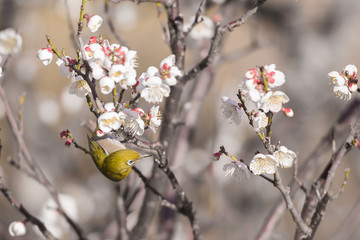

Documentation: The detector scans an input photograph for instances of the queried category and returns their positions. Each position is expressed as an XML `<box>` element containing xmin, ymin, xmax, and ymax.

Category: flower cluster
<box><xmin>97</xmin><ymin>103</ymin><xmax>161</xmax><ymax>136</ymax></box>
<box><xmin>328</xmin><ymin>64</ymin><xmax>359</xmax><ymax>100</ymax></box>
<box><xmin>219</xmin><ymin>145</ymin><xmax>296</xmax><ymax>180</ymax></box>
<box><xmin>249</xmin><ymin>146</ymin><xmax>296</xmax><ymax>175</ymax></box>
<box><xmin>243</xmin><ymin>64</ymin><xmax>292</xmax><ymax>117</ymax></box>
<box><xmin>221</xmin><ymin>64</ymin><xmax>293</xmax><ymax>130</ymax></box>
<box><xmin>37</xmin><ymin>14</ymin><xmax>183</xmax><ymax>139</ymax></box>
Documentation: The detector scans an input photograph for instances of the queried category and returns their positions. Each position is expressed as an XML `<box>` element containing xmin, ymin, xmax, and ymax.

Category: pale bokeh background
<box><xmin>0</xmin><ymin>0</ymin><xmax>360</xmax><ymax>239</ymax></box>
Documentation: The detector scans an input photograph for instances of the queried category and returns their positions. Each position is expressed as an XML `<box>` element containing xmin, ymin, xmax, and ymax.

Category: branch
<box><xmin>273</xmin><ymin>172</ymin><xmax>312</xmax><ymax>236</ymax></box>
<box><xmin>0</xmin><ymin>177</ymin><xmax>58</xmax><ymax>240</ymax></box>
<box><xmin>181</xmin><ymin>0</ymin><xmax>268</xmax><ymax>84</ymax></box>
<box><xmin>256</xmin><ymin>96</ymin><xmax>360</xmax><ymax>240</ymax></box>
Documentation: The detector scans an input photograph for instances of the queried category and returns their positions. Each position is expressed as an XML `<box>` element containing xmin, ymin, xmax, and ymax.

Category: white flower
<box><xmin>37</xmin><ymin>48</ymin><xmax>53</xmax><ymax>66</ymax></box>
<box><xmin>260</xmin><ymin>91</ymin><xmax>289</xmax><ymax>113</ymax></box>
<box><xmin>273</xmin><ymin>146</ymin><xmax>296</xmax><ymax>168</ymax></box>
<box><xmin>104</xmin><ymin>102</ymin><xmax>115</xmax><ymax>112</ymax></box>
<box><xmin>69</xmin><ymin>76</ymin><xmax>91</xmax><ymax>97</ymax></box>
<box><xmin>90</xmin><ymin>61</ymin><xmax>106</xmax><ymax>80</ymax></box>
<box><xmin>8</xmin><ymin>221</ymin><xmax>26</xmax><ymax>237</ymax></box>
<box><xmin>99</xmin><ymin>76</ymin><xmax>115</xmax><ymax>95</ymax></box>
<box><xmin>159</xmin><ymin>54</ymin><xmax>182</xmax><ymax>86</ymax></box>
<box><xmin>253</xmin><ymin>111</ymin><xmax>268</xmax><ymax>131</ymax></box>
<box><xmin>249</xmin><ymin>153</ymin><xmax>277</xmax><ymax>175</ymax></box>
<box><xmin>184</xmin><ymin>16</ymin><xmax>214</xmax><ymax>40</ymax></box>
<box><xmin>148</xmin><ymin>105</ymin><xmax>161</xmax><ymax>133</ymax></box>
<box><xmin>56</xmin><ymin>58</ymin><xmax>75</xmax><ymax>78</ymax></box>
<box><xmin>122</xmin><ymin>108</ymin><xmax>145</xmax><ymax>136</ymax></box>
<box><xmin>263</xmin><ymin>64</ymin><xmax>285</xmax><ymax>88</ymax></box>
<box><xmin>223</xmin><ymin>161</ymin><xmax>250</xmax><ymax>181</ymax></box>
<box><xmin>140</xmin><ymin>75</ymin><xmax>170</xmax><ymax>103</ymax></box>
<box><xmin>221</xmin><ymin>96</ymin><xmax>242</xmax><ymax>125</ymax></box>
<box><xmin>98</xmin><ymin>111</ymin><xmax>122</xmax><ymax>133</ymax></box>
<box><xmin>83</xmin><ymin>43</ymin><xmax>104</xmax><ymax>62</ymax></box>
<box><xmin>0</xmin><ymin>28</ymin><xmax>22</xmax><ymax>55</ymax></box>
<box><xmin>109</xmin><ymin>64</ymin><xmax>126</xmax><ymax>83</ymax></box>
<box><xmin>328</xmin><ymin>65</ymin><xmax>358</xmax><ymax>101</ymax></box>
<box><xmin>87</xmin><ymin>15</ymin><xmax>103</xmax><ymax>32</ymax></box>
<box><xmin>344</xmin><ymin>64</ymin><xmax>357</xmax><ymax>80</ymax></box>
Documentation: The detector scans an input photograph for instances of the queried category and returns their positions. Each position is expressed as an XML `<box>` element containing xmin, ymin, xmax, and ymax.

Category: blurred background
<box><xmin>0</xmin><ymin>0</ymin><xmax>360</xmax><ymax>239</ymax></box>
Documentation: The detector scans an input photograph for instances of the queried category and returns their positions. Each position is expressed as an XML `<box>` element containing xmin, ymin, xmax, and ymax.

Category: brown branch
<box><xmin>256</xmin><ymin>96</ymin><xmax>360</xmax><ymax>240</ymax></box>
<box><xmin>181</xmin><ymin>0</ymin><xmax>268</xmax><ymax>84</ymax></box>
<box><xmin>0</xmin><ymin>177</ymin><xmax>58</xmax><ymax>240</ymax></box>
<box><xmin>104</xmin><ymin>0</ymin><xmax>127</xmax><ymax>46</ymax></box>
<box><xmin>115</xmin><ymin>184</ymin><xmax>129</xmax><ymax>240</ymax></box>
<box><xmin>0</xmin><ymin>84</ymin><xmax>87</xmax><ymax>240</ymax></box>
<box><xmin>273</xmin><ymin>172</ymin><xmax>312</xmax><ymax>237</ymax></box>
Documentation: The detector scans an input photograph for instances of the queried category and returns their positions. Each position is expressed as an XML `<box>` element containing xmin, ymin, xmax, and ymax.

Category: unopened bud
<box><xmin>9</xmin><ymin>221</ymin><xmax>26</xmax><ymax>237</ymax></box>
<box><xmin>60</xmin><ymin>130</ymin><xmax>68</xmax><ymax>139</ymax></box>
<box><xmin>65</xmin><ymin>138</ymin><xmax>72</xmax><ymax>147</ymax></box>
<box><xmin>282</xmin><ymin>107</ymin><xmax>294</xmax><ymax>117</ymax></box>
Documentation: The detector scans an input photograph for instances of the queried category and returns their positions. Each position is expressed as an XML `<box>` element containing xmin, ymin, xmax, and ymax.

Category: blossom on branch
<box><xmin>253</xmin><ymin>111</ymin><xmax>268</xmax><ymax>131</ymax></box>
<box><xmin>0</xmin><ymin>28</ymin><xmax>22</xmax><ymax>55</ymax></box>
<box><xmin>220</xmin><ymin>96</ymin><xmax>242</xmax><ymax>125</ymax></box>
<box><xmin>249</xmin><ymin>153</ymin><xmax>277</xmax><ymax>175</ymax></box>
<box><xmin>223</xmin><ymin>160</ymin><xmax>250</xmax><ymax>181</ymax></box>
<box><xmin>328</xmin><ymin>64</ymin><xmax>358</xmax><ymax>100</ymax></box>
<box><xmin>8</xmin><ymin>221</ymin><xmax>26</xmax><ymax>237</ymax></box>
<box><xmin>98</xmin><ymin>110</ymin><xmax>122</xmax><ymax>134</ymax></box>
<box><xmin>87</xmin><ymin>15</ymin><xmax>103</xmax><ymax>32</ymax></box>
<box><xmin>259</xmin><ymin>90</ymin><xmax>289</xmax><ymax>113</ymax></box>
<box><xmin>273</xmin><ymin>146</ymin><xmax>296</xmax><ymax>168</ymax></box>
<box><xmin>159</xmin><ymin>54</ymin><xmax>182</xmax><ymax>86</ymax></box>
<box><xmin>37</xmin><ymin>48</ymin><xmax>53</xmax><ymax>66</ymax></box>
<box><xmin>68</xmin><ymin>76</ymin><xmax>91</xmax><ymax>97</ymax></box>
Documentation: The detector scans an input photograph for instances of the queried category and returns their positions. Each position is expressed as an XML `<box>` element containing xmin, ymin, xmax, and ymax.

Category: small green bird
<box><xmin>87</xmin><ymin>136</ymin><xmax>149</xmax><ymax>181</ymax></box>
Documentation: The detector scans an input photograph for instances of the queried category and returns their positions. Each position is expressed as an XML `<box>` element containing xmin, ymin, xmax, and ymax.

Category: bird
<box><xmin>87</xmin><ymin>135</ymin><xmax>149</xmax><ymax>181</ymax></box>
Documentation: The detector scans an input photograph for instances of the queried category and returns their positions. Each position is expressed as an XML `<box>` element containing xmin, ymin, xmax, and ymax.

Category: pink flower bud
<box><xmin>65</xmin><ymin>138</ymin><xmax>72</xmax><ymax>147</ymax></box>
<box><xmin>60</xmin><ymin>130</ymin><xmax>68</xmax><ymax>139</ymax></box>
<box><xmin>213</xmin><ymin>151</ymin><xmax>222</xmax><ymax>161</ymax></box>
<box><xmin>281</xmin><ymin>107</ymin><xmax>294</xmax><ymax>117</ymax></box>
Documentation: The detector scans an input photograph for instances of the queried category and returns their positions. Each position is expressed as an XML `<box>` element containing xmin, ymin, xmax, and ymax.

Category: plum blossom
<box><xmin>223</xmin><ymin>160</ymin><xmax>250</xmax><ymax>181</ymax></box>
<box><xmin>249</xmin><ymin>153</ymin><xmax>277</xmax><ymax>175</ymax></box>
<box><xmin>263</xmin><ymin>64</ymin><xmax>285</xmax><ymax>88</ymax></box>
<box><xmin>328</xmin><ymin>64</ymin><xmax>358</xmax><ymax>100</ymax></box>
<box><xmin>139</xmin><ymin>69</ymin><xmax>170</xmax><ymax>103</ymax></box>
<box><xmin>98</xmin><ymin>111</ymin><xmax>122</xmax><ymax>133</ymax></box>
<box><xmin>8</xmin><ymin>221</ymin><xmax>26</xmax><ymax>237</ymax></box>
<box><xmin>0</xmin><ymin>28</ymin><xmax>22</xmax><ymax>55</ymax></box>
<box><xmin>147</xmin><ymin>105</ymin><xmax>162</xmax><ymax>133</ymax></box>
<box><xmin>253</xmin><ymin>111</ymin><xmax>268</xmax><ymax>131</ymax></box>
<box><xmin>69</xmin><ymin>76</ymin><xmax>91</xmax><ymax>97</ymax></box>
<box><xmin>159</xmin><ymin>54</ymin><xmax>182</xmax><ymax>86</ymax></box>
<box><xmin>87</xmin><ymin>15</ymin><xmax>103</xmax><ymax>32</ymax></box>
<box><xmin>56</xmin><ymin>58</ymin><xmax>75</xmax><ymax>78</ymax></box>
<box><xmin>121</xmin><ymin>108</ymin><xmax>145</xmax><ymax>136</ymax></box>
<box><xmin>220</xmin><ymin>96</ymin><xmax>242</xmax><ymax>125</ymax></box>
<box><xmin>243</xmin><ymin>64</ymin><xmax>286</xmax><ymax>103</ymax></box>
<box><xmin>99</xmin><ymin>76</ymin><xmax>115</xmax><ymax>95</ymax></box>
<box><xmin>37</xmin><ymin>48</ymin><xmax>53</xmax><ymax>66</ymax></box>
<box><xmin>273</xmin><ymin>146</ymin><xmax>296</xmax><ymax>168</ymax></box>
<box><xmin>259</xmin><ymin>91</ymin><xmax>289</xmax><ymax>113</ymax></box>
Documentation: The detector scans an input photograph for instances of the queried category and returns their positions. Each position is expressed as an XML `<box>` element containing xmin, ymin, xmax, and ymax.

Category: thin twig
<box><xmin>0</xmin><ymin>177</ymin><xmax>58</xmax><ymax>240</ymax></box>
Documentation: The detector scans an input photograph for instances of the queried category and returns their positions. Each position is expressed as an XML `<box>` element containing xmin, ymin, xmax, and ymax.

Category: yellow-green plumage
<box><xmin>87</xmin><ymin>136</ymin><xmax>141</xmax><ymax>181</ymax></box>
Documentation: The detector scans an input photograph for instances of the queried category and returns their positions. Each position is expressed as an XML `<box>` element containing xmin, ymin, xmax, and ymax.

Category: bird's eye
<box><xmin>127</xmin><ymin>159</ymin><xmax>135</xmax><ymax>166</ymax></box>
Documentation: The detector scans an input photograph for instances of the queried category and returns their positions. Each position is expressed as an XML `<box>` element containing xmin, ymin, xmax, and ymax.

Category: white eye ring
<box><xmin>127</xmin><ymin>159</ymin><xmax>135</xmax><ymax>166</ymax></box>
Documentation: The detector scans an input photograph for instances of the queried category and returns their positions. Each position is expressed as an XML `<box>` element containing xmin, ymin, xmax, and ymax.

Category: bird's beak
<box><xmin>139</xmin><ymin>154</ymin><xmax>152</xmax><ymax>160</ymax></box>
